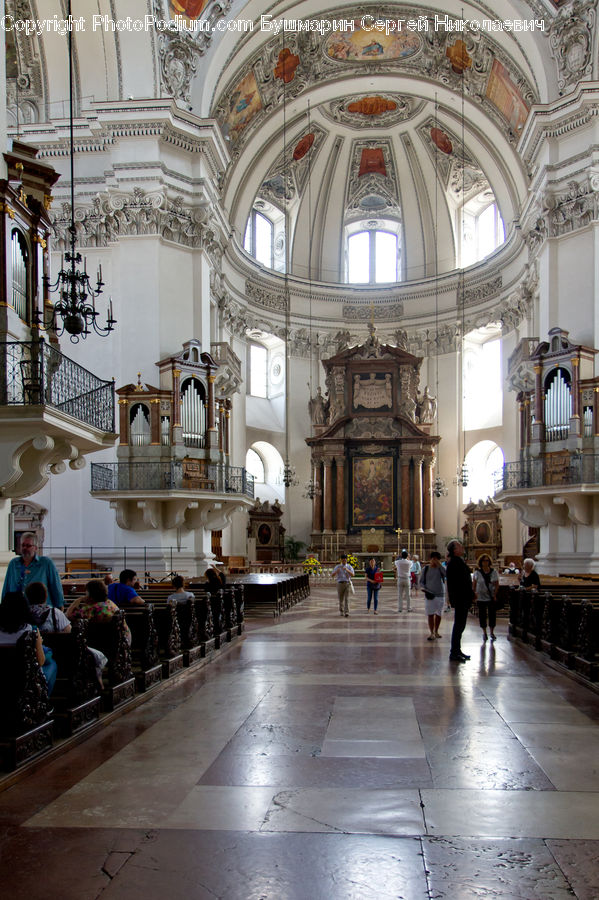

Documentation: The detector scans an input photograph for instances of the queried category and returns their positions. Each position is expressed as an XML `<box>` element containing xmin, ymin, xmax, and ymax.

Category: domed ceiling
<box><xmin>208</xmin><ymin>3</ymin><xmax>545</xmax><ymax>285</ymax></box>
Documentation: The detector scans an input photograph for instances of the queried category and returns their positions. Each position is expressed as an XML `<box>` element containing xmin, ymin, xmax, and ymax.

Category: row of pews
<box><xmin>230</xmin><ymin>573</ymin><xmax>309</xmax><ymax>617</ymax></box>
<box><xmin>0</xmin><ymin>583</ymin><xmax>244</xmax><ymax>772</ymax></box>
<box><xmin>509</xmin><ymin>583</ymin><xmax>599</xmax><ymax>681</ymax></box>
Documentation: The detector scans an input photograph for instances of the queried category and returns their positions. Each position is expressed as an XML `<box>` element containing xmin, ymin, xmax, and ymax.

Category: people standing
<box><xmin>332</xmin><ymin>554</ymin><xmax>354</xmax><ymax>617</ymax></box>
<box><xmin>2</xmin><ymin>532</ymin><xmax>65</xmax><ymax>609</ymax></box>
<box><xmin>365</xmin><ymin>557</ymin><xmax>381</xmax><ymax>614</ymax></box>
<box><xmin>445</xmin><ymin>540</ymin><xmax>474</xmax><ymax>662</ymax></box>
<box><xmin>394</xmin><ymin>550</ymin><xmax>412</xmax><ymax>612</ymax></box>
<box><xmin>420</xmin><ymin>551</ymin><xmax>446</xmax><ymax>640</ymax></box>
<box><xmin>473</xmin><ymin>554</ymin><xmax>499</xmax><ymax>641</ymax></box>
<box><xmin>410</xmin><ymin>555</ymin><xmax>422</xmax><ymax>593</ymax></box>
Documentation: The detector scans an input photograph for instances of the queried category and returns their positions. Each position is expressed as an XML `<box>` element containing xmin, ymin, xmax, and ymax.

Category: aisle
<box><xmin>1</xmin><ymin>584</ymin><xmax>599</xmax><ymax>899</ymax></box>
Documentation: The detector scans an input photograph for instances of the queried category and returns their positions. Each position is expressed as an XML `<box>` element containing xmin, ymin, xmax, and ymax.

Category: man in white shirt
<box><xmin>395</xmin><ymin>549</ymin><xmax>412</xmax><ymax>612</ymax></box>
<box><xmin>331</xmin><ymin>554</ymin><xmax>355</xmax><ymax>617</ymax></box>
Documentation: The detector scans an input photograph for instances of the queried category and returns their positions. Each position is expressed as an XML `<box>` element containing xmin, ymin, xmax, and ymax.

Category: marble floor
<box><xmin>1</xmin><ymin>584</ymin><xmax>599</xmax><ymax>899</ymax></box>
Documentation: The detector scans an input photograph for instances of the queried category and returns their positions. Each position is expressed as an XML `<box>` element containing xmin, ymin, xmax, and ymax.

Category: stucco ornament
<box><xmin>549</xmin><ymin>0</ymin><xmax>595</xmax><ymax>94</ymax></box>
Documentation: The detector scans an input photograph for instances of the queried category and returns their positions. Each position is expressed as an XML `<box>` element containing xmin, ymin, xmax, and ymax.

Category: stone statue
<box><xmin>418</xmin><ymin>386</ymin><xmax>437</xmax><ymax>424</ymax></box>
<box><xmin>309</xmin><ymin>386</ymin><xmax>328</xmax><ymax>426</ymax></box>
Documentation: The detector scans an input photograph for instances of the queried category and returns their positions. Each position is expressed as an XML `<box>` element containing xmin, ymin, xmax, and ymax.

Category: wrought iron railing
<box><xmin>1</xmin><ymin>339</ymin><xmax>115</xmax><ymax>433</ymax></box>
<box><xmin>91</xmin><ymin>461</ymin><xmax>254</xmax><ymax>498</ymax></box>
<box><xmin>495</xmin><ymin>455</ymin><xmax>599</xmax><ymax>493</ymax></box>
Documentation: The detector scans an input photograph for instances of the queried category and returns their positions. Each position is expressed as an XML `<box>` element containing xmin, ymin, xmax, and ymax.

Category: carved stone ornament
<box><xmin>49</xmin><ymin>188</ymin><xmax>222</xmax><ymax>259</ymax></box>
<box><xmin>463</xmin><ymin>276</ymin><xmax>502</xmax><ymax>306</ymax></box>
<box><xmin>159</xmin><ymin>32</ymin><xmax>201</xmax><ymax>102</ymax></box>
<box><xmin>417</xmin><ymin>116</ymin><xmax>487</xmax><ymax>202</ymax></box>
<box><xmin>344</xmin><ymin>302</ymin><xmax>404</xmax><ymax>320</ymax></box>
<box><xmin>5</xmin><ymin>0</ymin><xmax>45</xmax><ymax>127</ymax></box>
<box><xmin>545</xmin><ymin>177</ymin><xmax>599</xmax><ymax>237</ymax></box>
<box><xmin>524</xmin><ymin>215</ymin><xmax>549</xmax><ymax>257</ymax></box>
<box><xmin>353</xmin><ymin>373</ymin><xmax>393</xmax><ymax>410</ymax></box>
<box><xmin>245</xmin><ymin>280</ymin><xmax>287</xmax><ymax>312</ymax></box>
<box><xmin>549</xmin><ymin>0</ymin><xmax>595</xmax><ymax>94</ymax></box>
<box><xmin>345</xmin><ymin>139</ymin><xmax>400</xmax><ymax>217</ymax></box>
<box><xmin>345</xmin><ymin>417</ymin><xmax>398</xmax><ymax>439</ymax></box>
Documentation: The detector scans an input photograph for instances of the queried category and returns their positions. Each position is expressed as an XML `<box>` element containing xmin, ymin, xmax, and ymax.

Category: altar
<box><xmin>306</xmin><ymin>325</ymin><xmax>440</xmax><ymax>562</ymax></box>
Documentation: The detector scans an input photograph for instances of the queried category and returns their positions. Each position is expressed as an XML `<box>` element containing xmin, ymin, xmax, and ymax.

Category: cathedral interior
<box><xmin>2</xmin><ymin>0</ymin><xmax>599</xmax><ymax>896</ymax></box>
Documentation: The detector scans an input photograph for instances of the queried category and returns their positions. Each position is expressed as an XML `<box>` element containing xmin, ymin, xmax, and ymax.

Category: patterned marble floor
<box><xmin>1</xmin><ymin>584</ymin><xmax>599</xmax><ymax>899</ymax></box>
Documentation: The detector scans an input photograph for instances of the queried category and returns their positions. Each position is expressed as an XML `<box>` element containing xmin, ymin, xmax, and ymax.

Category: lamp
<box><xmin>44</xmin><ymin>0</ymin><xmax>115</xmax><ymax>341</ymax></box>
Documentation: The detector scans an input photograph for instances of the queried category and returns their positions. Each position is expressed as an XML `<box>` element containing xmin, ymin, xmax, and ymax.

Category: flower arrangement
<box><xmin>302</xmin><ymin>556</ymin><xmax>323</xmax><ymax>575</ymax></box>
<box><xmin>346</xmin><ymin>553</ymin><xmax>359</xmax><ymax>569</ymax></box>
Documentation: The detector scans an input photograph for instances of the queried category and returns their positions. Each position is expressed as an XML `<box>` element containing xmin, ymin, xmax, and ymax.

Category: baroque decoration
<box><xmin>345</xmin><ymin>139</ymin><xmax>400</xmax><ymax>218</ymax></box>
<box><xmin>417</xmin><ymin>116</ymin><xmax>488</xmax><ymax>202</ymax></box>
<box><xmin>548</xmin><ymin>0</ymin><xmax>595</xmax><ymax>95</ymax></box>
<box><xmin>322</xmin><ymin>94</ymin><xmax>423</xmax><ymax>129</ymax></box>
<box><xmin>213</xmin><ymin>5</ymin><xmax>537</xmax><ymax>162</ymax></box>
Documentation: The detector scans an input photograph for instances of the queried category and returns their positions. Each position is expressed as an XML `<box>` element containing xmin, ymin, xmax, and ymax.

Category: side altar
<box><xmin>306</xmin><ymin>326</ymin><xmax>440</xmax><ymax>563</ymax></box>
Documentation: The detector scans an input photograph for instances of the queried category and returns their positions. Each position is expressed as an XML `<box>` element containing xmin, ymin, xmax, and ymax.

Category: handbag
<box><xmin>348</xmin><ymin>579</ymin><xmax>355</xmax><ymax>595</ymax></box>
<box><xmin>422</xmin><ymin>565</ymin><xmax>435</xmax><ymax>600</ymax></box>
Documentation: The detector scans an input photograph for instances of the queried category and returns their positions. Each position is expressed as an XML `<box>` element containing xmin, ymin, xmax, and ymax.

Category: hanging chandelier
<box><xmin>454</xmin><ymin>460</ymin><xmax>469</xmax><ymax>488</ymax></box>
<box><xmin>282</xmin><ymin>460</ymin><xmax>298</xmax><ymax>488</ymax></box>
<box><xmin>44</xmin><ymin>0</ymin><xmax>115</xmax><ymax>341</ymax></box>
<box><xmin>433</xmin><ymin>474</ymin><xmax>448</xmax><ymax>498</ymax></box>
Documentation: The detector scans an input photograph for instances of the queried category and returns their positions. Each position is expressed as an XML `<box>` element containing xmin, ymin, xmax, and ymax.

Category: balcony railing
<box><xmin>495</xmin><ymin>455</ymin><xmax>599</xmax><ymax>493</ymax></box>
<box><xmin>1</xmin><ymin>339</ymin><xmax>115</xmax><ymax>433</ymax></box>
<box><xmin>91</xmin><ymin>461</ymin><xmax>254</xmax><ymax>498</ymax></box>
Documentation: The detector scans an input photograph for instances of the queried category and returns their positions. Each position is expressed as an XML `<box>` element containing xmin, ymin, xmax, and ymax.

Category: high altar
<box><xmin>306</xmin><ymin>326</ymin><xmax>439</xmax><ymax>563</ymax></box>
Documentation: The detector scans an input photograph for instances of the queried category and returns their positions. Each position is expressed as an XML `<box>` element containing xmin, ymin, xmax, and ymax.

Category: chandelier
<box><xmin>454</xmin><ymin>460</ymin><xmax>469</xmax><ymax>488</ymax></box>
<box><xmin>433</xmin><ymin>474</ymin><xmax>448</xmax><ymax>498</ymax></box>
<box><xmin>44</xmin><ymin>0</ymin><xmax>115</xmax><ymax>341</ymax></box>
<box><xmin>282</xmin><ymin>460</ymin><xmax>298</xmax><ymax>488</ymax></box>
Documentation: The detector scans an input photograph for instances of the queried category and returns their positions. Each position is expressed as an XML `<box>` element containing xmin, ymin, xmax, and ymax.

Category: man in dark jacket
<box><xmin>445</xmin><ymin>540</ymin><xmax>473</xmax><ymax>662</ymax></box>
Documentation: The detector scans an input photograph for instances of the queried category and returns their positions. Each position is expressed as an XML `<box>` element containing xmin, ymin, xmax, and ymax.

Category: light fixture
<box><xmin>455</xmin><ymin>48</ymin><xmax>468</xmax><ymax>487</ymax></box>
<box><xmin>44</xmin><ymin>0</ymin><xmax>115</xmax><ymax>341</ymax></box>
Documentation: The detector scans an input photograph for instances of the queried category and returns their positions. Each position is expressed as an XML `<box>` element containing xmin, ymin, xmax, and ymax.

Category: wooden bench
<box><xmin>0</xmin><ymin>632</ymin><xmax>53</xmax><ymax>769</ymax></box>
<box><xmin>43</xmin><ymin>621</ymin><xmax>101</xmax><ymax>736</ymax></box>
<box><xmin>85</xmin><ymin>611</ymin><xmax>135</xmax><ymax>711</ymax></box>
<box><xmin>150</xmin><ymin>601</ymin><xmax>184</xmax><ymax>678</ymax></box>
<box><xmin>115</xmin><ymin>605</ymin><xmax>161</xmax><ymax>692</ymax></box>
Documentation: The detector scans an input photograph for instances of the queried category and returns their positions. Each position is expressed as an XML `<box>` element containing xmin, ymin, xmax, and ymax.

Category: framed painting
<box><xmin>352</xmin><ymin>457</ymin><xmax>394</xmax><ymax>526</ymax></box>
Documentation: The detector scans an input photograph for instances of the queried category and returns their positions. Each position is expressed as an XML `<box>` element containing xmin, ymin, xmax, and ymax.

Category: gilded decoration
<box><xmin>324</xmin><ymin>94</ymin><xmax>422</xmax><ymax>129</ymax></box>
<box><xmin>445</xmin><ymin>39</ymin><xmax>472</xmax><ymax>74</ymax></box>
<box><xmin>293</xmin><ymin>133</ymin><xmax>315</xmax><ymax>161</ymax></box>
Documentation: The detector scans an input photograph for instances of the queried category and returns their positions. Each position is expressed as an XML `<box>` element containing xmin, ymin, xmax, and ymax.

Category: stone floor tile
<box><xmin>422</xmin><ymin>836</ymin><xmax>576</xmax><ymax>899</ymax></box>
<box><xmin>546</xmin><ymin>839</ymin><xmax>599</xmax><ymax>900</ymax></box>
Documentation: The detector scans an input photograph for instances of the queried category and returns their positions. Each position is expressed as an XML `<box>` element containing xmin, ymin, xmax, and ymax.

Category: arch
<box><xmin>247</xmin><ymin>441</ymin><xmax>285</xmax><ymax>504</ymax></box>
<box><xmin>181</xmin><ymin>377</ymin><xmax>207</xmax><ymax>448</ymax></box>
<box><xmin>129</xmin><ymin>403</ymin><xmax>150</xmax><ymax>446</ymax></box>
<box><xmin>10</xmin><ymin>228</ymin><xmax>29</xmax><ymax>321</ymax></box>
<box><xmin>463</xmin><ymin>441</ymin><xmax>504</xmax><ymax>504</ymax></box>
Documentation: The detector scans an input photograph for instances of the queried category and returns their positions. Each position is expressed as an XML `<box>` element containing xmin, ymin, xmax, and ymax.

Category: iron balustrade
<box><xmin>91</xmin><ymin>461</ymin><xmax>254</xmax><ymax>498</ymax></box>
<box><xmin>495</xmin><ymin>455</ymin><xmax>599</xmax><ymax>493</ymax></box>
<box><xmin>1</xmin><ymin>339</ymin><xmax>115</xmax><ymax>433</ymax></box>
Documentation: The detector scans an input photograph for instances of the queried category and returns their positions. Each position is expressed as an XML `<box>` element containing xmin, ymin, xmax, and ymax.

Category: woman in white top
<box><xmin>167</xmin><ymin>575</ymin><xmax>195</xmax><ymax>604</ymax></box>
<box><xmin>473</xmin><ymin>554</ymin><xmax>499</xmax><ymax>641</ymax></box>
<box><xmin>26</xmin><ymin>581</ymin><xmax>71</xmax><ymax>633</ymax></box>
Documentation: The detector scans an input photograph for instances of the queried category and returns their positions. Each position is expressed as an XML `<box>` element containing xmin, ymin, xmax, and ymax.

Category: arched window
<box><xmin>244</xmin><ymin>210</ymin><xmax>274</xmax><ymax>268</ymax></box>
<box><xmin>181</xmin><ymin>378</ymin><xmax>206</xmax><ymax>448</ymax></box>
<box><xmin>346</xmin><ymin>224</ymin><xmax>400</xmax><ymax>283</ymax></box>
<box><xmin>460</xmin><ymin>193</ymin><xmax>505</xmax><ymax>267</ymax></box>
<box><xmin>130</xmin><ymin>403</ymin><xmax>150</xmax><ymax>446</ymax></box>
<box><xmin>249</xmin><ymin>344</ymin><xmax>268</xmax><ymax>398</ymax></box>
<box><xmin>463</xmin><ymin>327</ymin><xmax>502</xmax><ymax>430</ymax></box>
<box><xmin>464</xmin><ymin>441</ymin><xmax>504</xmax><ymax>503</ymax></box>
<box><xmin>246</xmin><ymin>448</ymin><xmax>265</xmax><ymax>482</ymax></box>
<box><xmin>11</xmin><ymin>228</ymin><xmax>29</xmax><ymax>320</ymax></box>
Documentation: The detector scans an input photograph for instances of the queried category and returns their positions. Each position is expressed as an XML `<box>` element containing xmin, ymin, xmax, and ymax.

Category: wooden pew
<box><xmin>43</xmin><ymin>620</ymin><xmax>101</xmax><ymax>735</ymax></box>
<box><xmin>85</xmin><ymin>611</ymin><xmax>135</xmax><ymax>711</ymax></box>
<box><xmin>0</xmin><ymin>631</ymin><xmax>53</xmax><ymax>769</ymax></box>
<box><xmin>151</xmin><ymin>601</ymin><xmax>184</xmax><ymax>678</ymax></box>
<box><xmin>117</xmin><ymin>605</ymin><xmax>161</xmax><ymax>692</ymax></box>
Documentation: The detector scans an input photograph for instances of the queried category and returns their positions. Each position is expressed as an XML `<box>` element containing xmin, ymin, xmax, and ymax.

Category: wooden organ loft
<box><xmin>497</xmin><ymin>327</ymin><xmax>599</xmax><ymax>573</ymax></box>
<box><xmin>116</xmin><ymin>339</ymin><xmax>241</xmax><ymax>472</ymax></box>
<box><xmin>306</xmin><ymin>325</ymin><xmax>440</xmax><ymax>564</ymax></box>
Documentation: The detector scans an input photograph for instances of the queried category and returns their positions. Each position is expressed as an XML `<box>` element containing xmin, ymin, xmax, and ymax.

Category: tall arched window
<box><xmin>244</xmin><ymin>210</ymin><xmax>274</xmax><ymax>268</ymax></box>
<box><xmin>11</xmin><ymin>228</ymin><xmax>29</xmax><ymax>320</ymax></box>
<box><xmin>460</xmin><ymin>192</ymin><xmax>505</xmax><ymax>267</ymax></box>
<box><xmin>346</xmin><ymin>224</ymin><xmax>400</xmax><ymax>283</ymax></box>
<box><xmin>464</xmin><ymin>441</ymin><xmax>504</xmax><ymax>503</ymax></box>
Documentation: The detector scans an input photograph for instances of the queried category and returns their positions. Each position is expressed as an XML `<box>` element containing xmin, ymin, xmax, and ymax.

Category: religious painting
<box><xmin>352</xmin><ymin>457</ymin><xmax>394</xmax><ymax>526</ymax></box>
<box><xmin>223</xmin><ymin>71</ymin><xmax>262</xmax><ymax>142</ymax></box>
<box><xmin>326</xmin><ymin>24</ymin><xmax>421</xmax><ymax>62</ymax></box>
<box><xmin>485</xmin><ymin>60</ymin><xmax>529</xmax><ymax>135</ymax></box>
<box><xmin>168</xmin><ymin>0</ymin><xmax>210</xmax><ymax>21</ymax></box>
<box><xmin>257</xmin><ymin>523</ymin><xmax>272</xmax><ymax>545</ymax></box>
<box><xmin>475</xmin><ymin>521</ymin><xmax>490</xmax><ymax>544</ymax></box>
<box><xmin>358</xmin><ymin>148</ymin><xmax>386</xmax><ymax>177</ymax></box>
<box><xmin>353</xmin><ymin>373</ymin><xmax>393</xmax><ymax>410</ymax></box>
